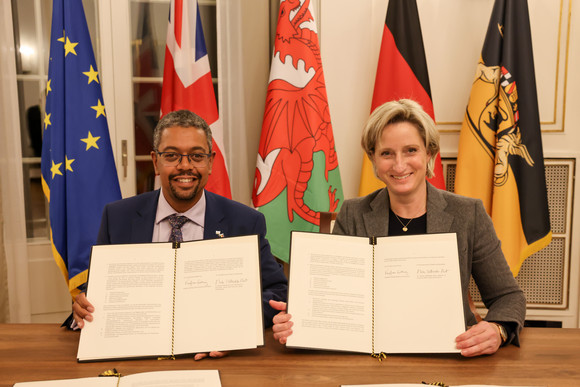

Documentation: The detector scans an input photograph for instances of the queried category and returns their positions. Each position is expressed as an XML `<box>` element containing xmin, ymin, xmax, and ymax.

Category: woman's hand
<box><xmin>270</xmin><ymin>300</ymin><xmax>293</xmax><ymax>344</ymax></box>
<box><xmin>455</xmin><ymin>321</ymin><xmax>503</xmax><ymax>357</ymax></box>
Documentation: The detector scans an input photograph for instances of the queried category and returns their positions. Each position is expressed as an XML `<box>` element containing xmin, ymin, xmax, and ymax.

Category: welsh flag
<box><xmin>161</xmin><ymin>0</ymin><xmax>231</xmax><ymax>198</ymax></box>
<box><xmin>252</xmin><ymin>0</ymin><xmax>343</xmax><ymax>262</ymax></box>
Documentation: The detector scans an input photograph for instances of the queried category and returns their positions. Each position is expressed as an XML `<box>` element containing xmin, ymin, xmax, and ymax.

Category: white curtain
<box><xmin>218</xmin><ymin>0</ymin><xmax>271</xmax><ymax>206</ymax></box>
<box><xmin>0</xmin><ymin>195</ymin><xmax>9</xmax><ymax>323</ymax></box>
<box><xmin>0</xmin><ymin>1</ymin><xmax>31</xmax><ymax>323</ymax></box>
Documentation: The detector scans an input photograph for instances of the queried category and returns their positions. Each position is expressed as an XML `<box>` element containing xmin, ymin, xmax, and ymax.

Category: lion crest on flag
<box><xmin>465</xmin><ymin>61</ymin><xmax>534</xmax><ymax>187</ymax></box>
<box><xmin>253</xmin><ymin>0</ymin><xmax>340</xmax><ymax>226</ymax></box>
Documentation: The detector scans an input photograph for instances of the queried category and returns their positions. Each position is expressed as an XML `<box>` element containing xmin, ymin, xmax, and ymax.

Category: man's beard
<box><xmin>168</xmin><ymin>171</ymin><xmax>202</xmax><ymax>202</ymax></box>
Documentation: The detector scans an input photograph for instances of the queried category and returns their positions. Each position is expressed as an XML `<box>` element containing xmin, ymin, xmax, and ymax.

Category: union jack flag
<box><xmin>161</xmin><ymin>0</ymin><xmax>231</xmax><ymax>198</ymax></box>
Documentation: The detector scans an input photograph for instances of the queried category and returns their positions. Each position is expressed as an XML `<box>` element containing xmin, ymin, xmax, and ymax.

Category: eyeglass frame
<box><xmin>155</xmin><ymin>150</ymin><xmax>214</xmax><ymax>167</ymax></box>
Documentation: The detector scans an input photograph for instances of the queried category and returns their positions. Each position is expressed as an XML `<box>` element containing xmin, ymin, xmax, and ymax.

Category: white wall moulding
<box><xmin>422</xmin><ymin>0</ymin><xmax>572</xmax><ymax>133</ymax></box>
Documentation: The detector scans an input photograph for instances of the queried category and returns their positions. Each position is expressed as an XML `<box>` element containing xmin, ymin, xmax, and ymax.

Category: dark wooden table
<box><xmin>1</xmin><ymin>324</ymin><xmax>579</xmax><ymax>386</ymax></box>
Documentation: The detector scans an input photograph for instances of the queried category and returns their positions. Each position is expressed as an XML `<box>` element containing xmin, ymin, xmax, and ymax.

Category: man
<box><xmin>72</xmin><ymin>110</ymin><xmax>288</xmax><ymax>360</ymax></box>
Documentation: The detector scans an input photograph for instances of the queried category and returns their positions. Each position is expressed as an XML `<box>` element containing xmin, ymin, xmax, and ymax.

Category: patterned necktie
<box><xmin>168</xmin><ymin>214</ymin><xmax>189</xmax><ymax>243</ymax></box>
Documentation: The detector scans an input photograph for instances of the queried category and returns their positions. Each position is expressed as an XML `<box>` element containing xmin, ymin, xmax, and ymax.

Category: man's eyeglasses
<box><xmin>156</xmin><ymin>151</ymin><xmax>212</xmax><ymax>167</ymax></box>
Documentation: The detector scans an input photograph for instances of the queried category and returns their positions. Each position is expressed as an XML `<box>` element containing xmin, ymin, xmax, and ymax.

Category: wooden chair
<box><xmin>319</xmin><ymin>212</ymin><xmax>337</xmax><ymax>234</ymax></box>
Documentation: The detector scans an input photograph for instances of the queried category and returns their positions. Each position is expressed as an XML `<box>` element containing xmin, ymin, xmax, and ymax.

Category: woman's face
<box><xmin>371</xmin><ymin>121</ymin><xmax>430</xmax><ymax>199</ymax></box>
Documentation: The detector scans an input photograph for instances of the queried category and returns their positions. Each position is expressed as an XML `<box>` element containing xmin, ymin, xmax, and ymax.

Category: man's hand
<box><xmin>270</xmin><ymin>300</ymin><xmax>293</xmax><ymax>344</ymax></box>
<box><xmin>455</xmin><ymin>321</ymin><xmax>502</xmax><ymax>357</ymax></box>
<box><xmin>194</xmin><ymin>351</ymin><xmax>229</xmax><ymax>361</ymax></box>
<box><xmin>72</xmin><ymin>292</ymin><xmax>94</xmax><ymax>329</ymax></box>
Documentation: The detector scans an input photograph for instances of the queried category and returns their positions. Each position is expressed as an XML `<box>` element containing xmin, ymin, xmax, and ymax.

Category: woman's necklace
<box><xmin>393</xmin><ymin>213</ymin><xmax>413</xmax><ymax>232</ymax></box>
<box><xmin>392</xmin><ymin>208</ymin><xmax>425</xmax><ymax>232</ymax></box>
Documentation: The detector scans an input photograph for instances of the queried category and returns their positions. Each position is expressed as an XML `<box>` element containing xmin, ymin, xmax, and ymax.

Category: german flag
<box><xmin>359</xmin><ymin>0</ymin><xmax>445</xmax><ymax>196</ymax></box>
<box><xmin>455</xmin><ymin>0</ymin><xmax>552</xmax><ymax>276</ymax></box>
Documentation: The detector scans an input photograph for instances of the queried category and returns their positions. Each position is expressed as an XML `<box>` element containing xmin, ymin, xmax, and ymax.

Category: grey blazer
<box><xmin>333</xmin><ymin>183</ymin><xmax>525</xmax><ymax>345</ymax></box>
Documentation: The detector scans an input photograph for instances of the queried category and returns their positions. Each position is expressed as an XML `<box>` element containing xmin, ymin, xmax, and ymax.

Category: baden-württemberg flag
<box><xmin>455</xmin><ymin>0</ymin><xmax>551</xmax><ymax>276</ymax></box>
<box><xmin>41</xmin><ymin>0</ymin><xmax>121</xmax><ymax>298</ymax></box>
<box><xmin>252</xmin><ymin>0</ymin><xmax>343</xmax><ymax>262</ymax></box>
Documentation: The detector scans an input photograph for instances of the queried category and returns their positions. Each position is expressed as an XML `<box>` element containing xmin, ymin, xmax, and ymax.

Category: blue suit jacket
<box><xmin>96</xmin><ymin>189</ymin><xmax>288</xmax><ymax>327</ymax></box>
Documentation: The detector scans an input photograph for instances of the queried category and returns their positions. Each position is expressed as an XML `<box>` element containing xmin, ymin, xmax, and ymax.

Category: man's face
<box><xmin>151</xmin><ymin>126</ymin><xmax>214</xmax><ymax>213</ymax></box>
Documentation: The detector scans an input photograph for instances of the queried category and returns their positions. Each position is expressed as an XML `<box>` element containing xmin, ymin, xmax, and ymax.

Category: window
<box><xmin>11</xmin><ymin>0</ymin><xmax>98</xmax><ymax>239</ymax></box>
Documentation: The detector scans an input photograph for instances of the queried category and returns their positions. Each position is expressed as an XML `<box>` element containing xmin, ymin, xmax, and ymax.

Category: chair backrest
<box><xmin>319</xmin><ymin>212</ymin><xmax>337</xmax><ymax>234</ymax></box>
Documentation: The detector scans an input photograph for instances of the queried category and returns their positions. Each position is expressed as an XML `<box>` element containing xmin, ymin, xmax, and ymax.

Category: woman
<box><xmin>270</xmin><ymin>99</ymin><xmax>525</xmax><ymax>357</ymax></box>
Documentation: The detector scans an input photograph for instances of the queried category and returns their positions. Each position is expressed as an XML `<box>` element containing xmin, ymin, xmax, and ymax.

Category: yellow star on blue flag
<box><xmin>81</xmin><ymin>131</ymin><xmax>101</xmax><ymax>150</ymax></box>
<box><xmin>51</xmin><ymin>160</ymin><xmax>63</xmax><ymax>178</ymax></box>
<box><xmin>83</xmin><ymin>65</ymin><xmax>99</xmax><ymax>84</ymax></box>
<box><xmin>91</xmin><ymin>99</ymin><xmax>106</xmax><ymax>118</ymax></box>
<box><xmin>41</xmin><ymin>0</ymin><xmax>121</xmax><ymax>298</ymax></box>
<box><xmin>65</xmin><ymin>156</ymin><xmax>75</xmax><ymax>172</ymax></box>
<box><xmin>63</xmin><ymin>36</ymin><xmax>78</xmax><ymax>56</ymax></box>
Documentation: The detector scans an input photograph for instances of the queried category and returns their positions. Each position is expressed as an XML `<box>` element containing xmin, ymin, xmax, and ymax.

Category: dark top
<box><xmin>388</xmin><ymin>208</ymin><xmax>427</xmax><ymax>236</ymax></box>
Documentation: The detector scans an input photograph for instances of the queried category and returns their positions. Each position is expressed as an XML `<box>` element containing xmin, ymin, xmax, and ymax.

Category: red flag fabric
<box><xmin>359</xmin><ymin>0</ymin><xmax>445</xmax><ymax>196</ymax></box>
<box><xmin>161</xmin><ymin>0</ymin><xmax>231</xmax><ymax>198</ymax></box>
<box><xmin>252</xmin><ymin>0</ymin><xmax>343</xmax><ymax>262</ymax></box>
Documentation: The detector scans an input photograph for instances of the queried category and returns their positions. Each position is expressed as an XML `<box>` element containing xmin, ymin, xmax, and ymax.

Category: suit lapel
<box><xmin>426</xmin><ymin>183</ymin><xmax>454</xmax><ymax>233</ymax></box>
<box><xmin>363</xmin><ymin>189</ymin><xmax>390</xmax><ymax>237</ymax></box>
<box><xmin>203</xmin><ymin>191</ymin><xmax>226</xmax><ymax>240</ymax></box>
<box><xmin>361</xmin><ymin>184</ymin><xmax>455</xmax><ymax>236</ymax></box>
<box><xmin>131</xmin><ymin>190</ymin><xmax>159</xmax><ymax>243</ymax></box>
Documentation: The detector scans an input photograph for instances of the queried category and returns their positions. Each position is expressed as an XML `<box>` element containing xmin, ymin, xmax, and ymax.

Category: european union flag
<box><xmin>41</xmin><ymin>0</ymin><xmax>121</xmax><ymax>299</ymax></box>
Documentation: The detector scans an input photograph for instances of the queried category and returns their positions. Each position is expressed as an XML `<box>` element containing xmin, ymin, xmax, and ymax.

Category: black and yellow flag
<box><xmin>455</xmin><ymin>0</ymin><xmax>551</xmax><ymax>276</ymax></box>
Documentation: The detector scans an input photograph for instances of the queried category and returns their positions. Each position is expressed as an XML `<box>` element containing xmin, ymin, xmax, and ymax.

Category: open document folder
<box><xmin>77</xmin><ymin>235</ymin><xmax>263</xmax><ymax>362</ymax></box>
<box><xmin>13</xmin><ymin>370</ymin><xmax>222</xmax><ymax>386</ymax></box>
<box><xmin>287</xmin><ymin>232</ymin><xmax>465</xmax><ymax>354</ymax></box>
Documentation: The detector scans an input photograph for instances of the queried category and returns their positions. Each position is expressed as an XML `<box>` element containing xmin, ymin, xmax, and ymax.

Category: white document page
<box><xmin>13</xmin><ymin>370</ymin><xmax>222</xmax><ymax>387</ymax></box>
<box><xmin>173</xmin><ymin>235</ymin><xmax>262</xmax><ymax>353</ymax></box>
<box><xmin>287</xmin><ymin>232</ymin><xmax>373</xmax><ymax>353</ymax></box>
<box><xmin>77</xmin><ymin>243</ymin><xmax>175</xmax><ymax>361</ymax></box>
<box><xmin>342</xmin><ymin>385</ymin><xmax>540</xmax><ymax>387</ymax></box>
<box><xmin>121</xmin><ymin>370</ymin><xmax>221</xmax><ymax>386</ymax></box>
<box><xmin>374</xmin><ymin>233</ymin><xmax>464</xmax><ymax>353</ymax></box>
<box><xmin>13</xmin><ymin>377</ymin><xmax>116</xmax><ymax>387</ymax></box>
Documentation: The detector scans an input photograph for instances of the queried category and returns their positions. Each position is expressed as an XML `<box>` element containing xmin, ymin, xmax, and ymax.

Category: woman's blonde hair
<box><xmin>361</xmin><ymin>99</ymin><xmax>440</xmax><ymax>178</ymax></box>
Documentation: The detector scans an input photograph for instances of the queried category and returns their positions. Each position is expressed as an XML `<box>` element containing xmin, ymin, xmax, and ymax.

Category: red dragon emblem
<box><xmin>252</xmin><ymin>0</ymin><xmax>340</xmax><ymax>225</ymax></box>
